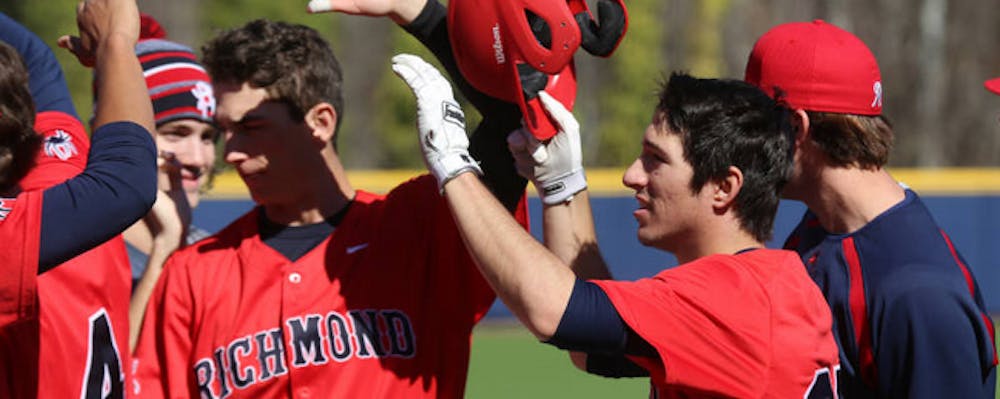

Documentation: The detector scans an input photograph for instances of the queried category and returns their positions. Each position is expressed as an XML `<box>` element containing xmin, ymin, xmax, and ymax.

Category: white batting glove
<box><xmin>391</xmin><ymin>54</ymin><xmax>482</xmax><ymax>190</ymax></box>
<box><xmin>507</xmin><ymin>91</ymin><xmax>586</xmax><ymax>204</ymax></box>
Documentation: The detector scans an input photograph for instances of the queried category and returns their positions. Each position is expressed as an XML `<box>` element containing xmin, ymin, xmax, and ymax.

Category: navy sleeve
<box><xmin>875</xmin><ymin>280</ymin><xmax>996</xmax><ymax>399</ymax></box>
<box><xmin>547</xmin><ymin>279</ymin><xmax>656</xmax><ymax>378</ymax></box>
<box><xmin>0</xmin><ymin>12</ymin><xmax>79</xmax><ymax>118</ymax></box>
<box><xmin>547</xmin><ymin>279</ymin><xmax>629</xmax><ymax>352</ymax></box>
<box><xmin>585</xmin><ymin>353</ymin><xmax>650</xmax><ymax>378</ymax></box>
<box><xmin>38</xmin><ymin>122</ymin><xmax>157</xmax><ymax>272</ymax></box>
<box><xmin>404</xmin><ymin>1</ymin><xmax>526</xmax><ymax>212</ymax></box>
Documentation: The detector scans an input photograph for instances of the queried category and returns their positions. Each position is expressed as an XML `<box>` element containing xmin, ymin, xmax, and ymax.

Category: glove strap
<box><xmin>538</xmin><ymin>169</ymin><xmax>587</xmax><ymax>205</ymax></box>
<box><xmin>433</xmin><ymin>151</ymin><xmax>483</xmax><ymax>191</ymax></box>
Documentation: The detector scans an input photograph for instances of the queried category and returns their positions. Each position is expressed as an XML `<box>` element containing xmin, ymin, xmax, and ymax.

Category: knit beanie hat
<box><xmin>136</xmin><ymin>39</ymin><xmax>216</xmax><ymax>126</ymax></box>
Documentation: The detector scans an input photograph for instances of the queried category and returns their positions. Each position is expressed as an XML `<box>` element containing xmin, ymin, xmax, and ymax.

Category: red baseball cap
<box><xmin>986</xmin><ymin>78</ymin><xmax>1000</xmax><ymax>95</ymax></box>
<box><xmin>745</xmin><ymin>20</ymin><xmax>883</xmax><ymax>116</ymax></box>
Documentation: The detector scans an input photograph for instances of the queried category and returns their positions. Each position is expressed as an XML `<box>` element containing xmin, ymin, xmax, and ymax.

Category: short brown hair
<box><xmin>806</xmin><ymin>111</ymin><xmax>893</xmax><ymax>169</ymax></box>
<box><xmin>0</xmin><ymin>42</ymin><xmax>42</xmax><ymax>193</ymax></box>
<box><xmin>202</xmin><ymin>19</ymin><xmax>345</xmax><ymax>142</ymax></box>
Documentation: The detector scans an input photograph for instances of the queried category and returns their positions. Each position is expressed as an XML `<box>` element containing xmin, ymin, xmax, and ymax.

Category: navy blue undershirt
<box><xmin>38</xmin><ymin>122</ymin><xmax>157</xmax><ymax>272</ymax></box>
<box><xmin>548</xmin><ymin>279</ymin><xmax>653</xmax><ymax>377</ymax></box>
<box><xmin>259</xmin><ymin>201</ymin><xmax>351</xmax><ymax>262</ymax></box>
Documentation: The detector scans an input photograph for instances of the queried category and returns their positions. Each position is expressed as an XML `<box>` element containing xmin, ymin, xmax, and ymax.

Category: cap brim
<box><xmin>986</xmin><ymin>78</ymin><xmax>1000</xmax><ymax>95</ymax></box>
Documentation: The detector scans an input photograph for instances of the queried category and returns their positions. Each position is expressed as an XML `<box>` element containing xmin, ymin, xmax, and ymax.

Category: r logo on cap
<box><xmin>872</xmin><ymin>81</ymin><xmax>883</xmax><ymax>109</ymax></box>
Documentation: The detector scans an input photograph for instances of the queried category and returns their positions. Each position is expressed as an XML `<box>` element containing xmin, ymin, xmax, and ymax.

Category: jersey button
<box><xmin>299</xmin><ymin>387</ymin><xmax>312</xmax><ymax>398</ymax></box>
<box><xmin>289</xmin><ymin>272</ymin><xmax>302</xmax><ymax>284</ymax></box>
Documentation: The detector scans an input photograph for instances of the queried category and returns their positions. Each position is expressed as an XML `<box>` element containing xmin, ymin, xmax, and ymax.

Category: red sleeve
<box><xmin>132</xmin><ymin>251</ymin><xmax>197</xmax><ymax>399</ymax></box>
<box><xmin>20</xmin><ymin>111</ymin><xmax>90</xmax><ymax>191</ymax></box>
<box><xmin>590</xmin><ymin>255</ymin><xmax>771</xmax><ymax>397</ymax></box>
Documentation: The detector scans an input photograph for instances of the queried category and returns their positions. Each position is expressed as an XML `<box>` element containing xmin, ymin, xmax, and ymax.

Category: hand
<box><xmin>307</xmin><ymin>0</ymin><xmax>426</xmax><ymax>24</ymax></box>
<box><xmin>507</xmin><ymin>91</ymin><xmax>586</xmax><ymax>204</ymax></box>
<box><xmin>58</xmin><ymin>0</ymin><xmax>141</xmax><ymax>67</ymax></box>
<box><xmin>391</xmin><ymin>53</ymin><xmax>481</xmax><ymax>190</ymax></box>
<box><xmin>146</xmin><ymin>151</ymin><xmax>190</xmax><ymax>255</ymax></box>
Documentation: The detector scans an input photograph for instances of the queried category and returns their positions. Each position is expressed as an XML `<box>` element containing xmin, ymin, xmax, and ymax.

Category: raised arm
<box><xmin>507</xmin><ymin>92</ymin><xmax>609</xmax><ymax>279</ymax></box>
<box><xmin>391</xmin><ymin>53</ymin><xmax>574</xmax><ymax>339</ymax></box>
<box><xmin>35</xmin><ymin>0</ymin><xmax>156</xmax><ymax>271</ymax></box>
<box><xmin>393</xmin><ymin>57</ymin><xmax>655</xmax><ymax>381</ymax></box>
<box><xmin>59</xmin><ymin>0</ymin><xmax>154</xmax><ymax>134</ymax></box>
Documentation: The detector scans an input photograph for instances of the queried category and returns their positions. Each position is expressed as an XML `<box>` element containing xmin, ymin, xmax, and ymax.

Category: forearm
<box><xmin>387</xmin><ymin>0</ymin><xmax>426</xmax><ymax>25</ymax></box>
<box><xmin>92</xmin><ymin>34</ymin><xmax>155</xmax><ymax>134</ymax></box>
<box><xmin>543</xmin><ymin>190</ymin><xmax>611</xmax><ymax>279</ymax></box>
<box><xmin>129</xmin><ymin>247</ymin><xmax>171</xmax><ymax>352</ymax></box>
<box><xmin>443</xmin><ymin>172</ymin><xmax>574</xmax><ymax>339</ymax></box>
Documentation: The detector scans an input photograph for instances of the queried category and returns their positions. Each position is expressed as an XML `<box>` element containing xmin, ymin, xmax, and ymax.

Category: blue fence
<box><xmin>194</xmin><ymin>195</ymin><xmax>1000</xmax><ymax>316</ymax></box>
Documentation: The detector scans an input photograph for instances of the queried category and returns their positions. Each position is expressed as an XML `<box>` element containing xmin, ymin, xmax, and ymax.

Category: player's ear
<box><xmin>305</xmin><ymin>102</ymin><xmax>338</xmax><ymax>147</ymax></box>
<box><xmin>710</xmin><ymin>165</ymin><xmax>743</xmax><ymax>212</ymax></box>
<box><xmin>790</xmin><ymin>108</ymin><xmax>811</xmax><ymax>149</ymax></box>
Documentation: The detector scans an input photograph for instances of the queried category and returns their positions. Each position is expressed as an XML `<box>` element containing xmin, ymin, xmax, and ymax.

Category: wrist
<box><xmin>431</xmin><ymin>151</ymin><xmax>483</xmax><ymax>192</ymax></box>
<box><xmin>96</xmin><ymin>32</ymin><xmax>137</xmax><ymax>56</ymax></box>
<box><xmin>391</xmin><ymin>0</ymin><xmax>430</xmax><ymax>25</ymax></box>
<box><xmin>537</xmin><ymin>169</ymin><xmax>587</xmax><ymax>205</ymax></box>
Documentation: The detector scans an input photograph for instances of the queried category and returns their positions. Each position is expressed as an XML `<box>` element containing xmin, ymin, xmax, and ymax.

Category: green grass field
<box><xmin>466</xmin><ymin>322</ymin><xmax>648</xmax><ymax>398</ymax></box>
<box><xmin>467</xmin><ymin>318</ymin><xmax>1000</xmax><ymax>398</ymax></box>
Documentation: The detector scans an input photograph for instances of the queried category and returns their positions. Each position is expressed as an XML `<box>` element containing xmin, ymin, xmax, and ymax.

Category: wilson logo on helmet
<box><xmin>492</xmin><ymin>24</ymin><xmax>506</xmax><ymax>65</ymax></box>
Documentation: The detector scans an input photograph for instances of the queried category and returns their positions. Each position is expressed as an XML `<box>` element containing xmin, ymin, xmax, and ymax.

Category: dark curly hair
<box><xmin>0</xmin><ymin>41</ymin><xmax>42</xmax><ymax>194</ymax></box>
<box><xmin>654</xmin><ymin>72</ymin><xmax>794</xmax><ymax>242</ymax></box>
<box><xmin>202</xmin><ymin>19</ymin><xmax>345</xmax><ymax>143</ymax></box>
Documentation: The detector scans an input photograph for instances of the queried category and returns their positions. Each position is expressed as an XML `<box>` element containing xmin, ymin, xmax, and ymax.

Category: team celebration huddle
<box><xmin>1</xmin><ymin>0</ymin><xmax>996</xmax><ymax>397</ymax></box>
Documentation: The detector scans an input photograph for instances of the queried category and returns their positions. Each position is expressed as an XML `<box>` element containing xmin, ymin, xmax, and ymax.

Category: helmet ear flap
<box><xmin>574</xmin><ymin>0</ymin><xmax>628</xmax><ymax>57</ymax></box>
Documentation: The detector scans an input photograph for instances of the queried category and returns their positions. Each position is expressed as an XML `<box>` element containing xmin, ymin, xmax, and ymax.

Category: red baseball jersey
<box><xmin>7</xmin><ymin>111</ymin><xmax>132</xmax><ymax>399</ymax></box>
<box><xmin>0</xmin><ymin>190</ymin><xmax>43</xmax><ymax>399</ymax></box>
<box><xmin>592</xmin><ymin>249</ymin><xmax>840</xmax><ymax>398</ymax></box>
<box><xmin>133</xmin><ymin>175</ymin><xmax>528</xmax><ymax>398</ymax></box>
<box><xmin>0</xmin><ymin>191</ymin><xmax>42</xmax><ymax>327</ymax></box>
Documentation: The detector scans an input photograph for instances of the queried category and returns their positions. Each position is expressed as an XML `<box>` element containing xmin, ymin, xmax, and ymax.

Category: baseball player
<box><xmin>0</xmin><ymin>0</ymin><xmax>158</xmax><ymax>397</ymax></box>
<box><xmin>123</xmin><ymin>16</ymin><xmax>219</xmax><ymax>352</ymax></box>
<box><xmin>130</xmin><ymin>2</ymin><xmax>528</xmax><ymax>398</ymax></box>
<box><xmin>398</xmin><ymin>52</ymin><xmax>840</xmax><ymax>396</ymax></box>
<box><xmin>745</xmin><ymin>21</ymin><xmax>996</xmax><ymax>397</ymax></box>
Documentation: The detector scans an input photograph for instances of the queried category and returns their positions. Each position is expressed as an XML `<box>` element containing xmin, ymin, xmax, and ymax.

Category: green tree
<box><xmin>595</xmin><ymin>0</ymin><xmax>665</xmax><ymax>167</ymax></box>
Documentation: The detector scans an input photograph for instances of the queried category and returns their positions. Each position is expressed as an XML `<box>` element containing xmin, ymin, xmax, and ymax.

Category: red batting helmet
<box><xmin>448</xmin><ymin>0</ymin><xmax>627</xmax><ymax>140</ymax></box>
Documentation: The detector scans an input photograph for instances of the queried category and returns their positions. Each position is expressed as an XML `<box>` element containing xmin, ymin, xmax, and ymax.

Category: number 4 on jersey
<box><xmin>82</xmin><ymin>308</ymin><xmax>124</xmax><ymax>399</ymax></box>
<box><xmin>806</xmin><ymin>365</ymin><xmax>839</xmax><ymax>399</ymax></box>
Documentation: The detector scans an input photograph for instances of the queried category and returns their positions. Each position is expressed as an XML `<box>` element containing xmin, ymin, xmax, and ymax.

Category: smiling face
<box><xmin>622</xmin><ymin>122</ymin><xmax>715</xmax><ymax>252</ymax></box>
<box><xmin>156</xmin><ymin>119</ymin><xmax>217</xmax><ymax>208</ymax></box>
<box><xmin>214</xmin><ymin>81</ymin><xmax>319</xmax><ymax>207</ymax></box>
